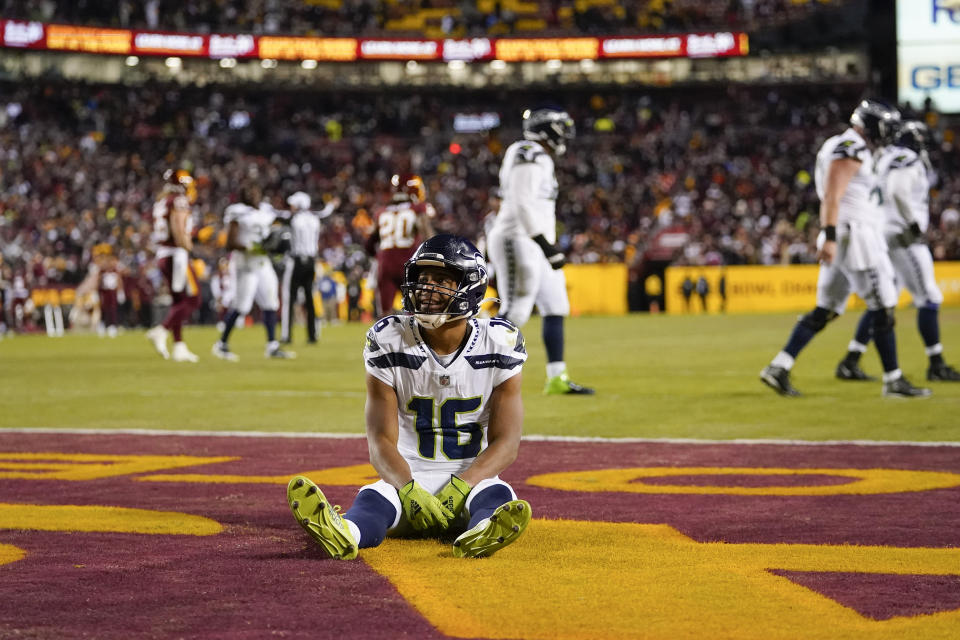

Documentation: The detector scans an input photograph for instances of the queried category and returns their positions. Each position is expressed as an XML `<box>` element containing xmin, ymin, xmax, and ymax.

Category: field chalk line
<box><xmin>1</xmin><ymin>427</ymin><xmax>959</xmax><ymax>447</ymax></box>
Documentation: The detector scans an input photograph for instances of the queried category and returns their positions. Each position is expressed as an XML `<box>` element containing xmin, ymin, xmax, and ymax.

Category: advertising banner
<box><xmin>897</xmin><ymin>0</ymin><xmax>960</xmax><ymax>113</ymax></box>
<box><xmin>665</xmin><ymin>262</ymin><xmax>960</xmax><ymax>314</ymax></box>
<box><xmin>0</xmin><ymin>19</ymin><xmax>749</xmax><ymax>64</ymax></box>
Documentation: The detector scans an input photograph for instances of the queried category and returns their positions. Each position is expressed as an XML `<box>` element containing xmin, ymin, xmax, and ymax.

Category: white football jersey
<box><xmin>814</xmin><ymin>127</ymin><xmax>878</xmax><ymax>228</ymax></box>
<box><xmin>224</xmin><ymin>202</ymin><xmax>278</xmax><ymax>253</ymax></box>
<box><xmin>875</xmin><ymin>146</ymin><xmax>931</xmax><ymax>234</ymax></box>
<box><xmin>491</xmin><ymin>139</ymin><xmax>558</xmax><ymax>243</ymax></box>
<box><xmin>363</xmin><ymin>315</ymin><xmax>527</xmax><ymax>475</ymax></box>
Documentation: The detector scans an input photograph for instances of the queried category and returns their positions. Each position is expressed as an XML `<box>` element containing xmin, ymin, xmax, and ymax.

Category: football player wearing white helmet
<box><xmin>761</xmin><ymin>99</ymin><xmax>930</xmax><ymax>398</ymax></box>
<box><xmin>287</xmin><ymin>234</ymin><xmax>532</xmax><ymax>559</ymax></box>
<box><xmin>485</xmin><ymin>106</ymin><xmax>593</xmax><ymax>395</ymax></box>
<box><xmin>212</xmin><ymin>183</ymin><xmax>295</xmax><ymax>361</ymax></box>
<box><xmin>835</xmin><ymin>120</ymin><xmax>960</xmax><ymax>383</ymax></box>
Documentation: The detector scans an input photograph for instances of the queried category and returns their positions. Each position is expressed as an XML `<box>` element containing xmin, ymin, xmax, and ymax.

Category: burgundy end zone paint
<box><xmin>0</xmin><ymin>432</ymin><xmax>958</xmax><ymax>638</ymax></box>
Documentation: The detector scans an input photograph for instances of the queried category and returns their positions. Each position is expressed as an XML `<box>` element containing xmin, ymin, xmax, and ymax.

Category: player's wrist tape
<box><xmin>824</xmin><ymin>225</ymin><xmax>837</xmax><ymax>242</ymax></box>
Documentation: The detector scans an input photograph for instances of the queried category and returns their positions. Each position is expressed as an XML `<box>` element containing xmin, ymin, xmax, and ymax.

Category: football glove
<box><xmin>436</xmin><ymin>475</ymin><xmax>471</xmax><ymax>518</ymax></box>
<box><xmin>399</xmin><ymin>480</ymin><xmax>454</xmax><ymax>531</ymax></box>
<box><xmin>532</xmin><ymin>234</ymin><xmax>566</xmax><ymax>269</ymax></box>
<box><xmin>901</xmin><ymin>222</ymin><xmax>924</xmax><ymax>246</ymax></box>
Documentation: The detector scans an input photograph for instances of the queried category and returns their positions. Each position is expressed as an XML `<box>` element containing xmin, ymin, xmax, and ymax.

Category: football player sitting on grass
<box><xmin>287</xmin><ymin>234</ymin><xmax>531</xmax><ymax>559</ymax></box>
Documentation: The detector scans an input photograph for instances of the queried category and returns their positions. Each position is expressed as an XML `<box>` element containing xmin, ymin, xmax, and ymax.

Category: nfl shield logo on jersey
<box><xmin>439</xmin><ymin>374</ymin><xmax>450</xmax><ymax>387</ymax></box>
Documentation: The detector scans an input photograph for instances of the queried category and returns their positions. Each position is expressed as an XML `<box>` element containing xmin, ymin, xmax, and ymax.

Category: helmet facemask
<box><xmin>402</xmin><ymin>262</ymin><xmax>473</xmax><ymax>329</ymax></box>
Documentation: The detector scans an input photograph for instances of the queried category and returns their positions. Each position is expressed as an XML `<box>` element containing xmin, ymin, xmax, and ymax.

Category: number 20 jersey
<box><xmin>363</xmin><ymin>315</ymin><xmax>527</xmax><ymax>475</ymax></box>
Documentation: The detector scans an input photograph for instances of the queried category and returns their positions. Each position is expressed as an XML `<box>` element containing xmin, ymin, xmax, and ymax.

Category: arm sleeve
<box><xmin>510</xmin><ymin>162</ymin><xmax>550</xmax><ymax>238</ymax></box>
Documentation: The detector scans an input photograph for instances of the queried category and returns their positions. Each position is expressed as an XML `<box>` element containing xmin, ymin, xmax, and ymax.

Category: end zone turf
<box><xmin>0</xmin><ymin>430</ymin><xmax>959</xmax><ymax>639</ymax></box>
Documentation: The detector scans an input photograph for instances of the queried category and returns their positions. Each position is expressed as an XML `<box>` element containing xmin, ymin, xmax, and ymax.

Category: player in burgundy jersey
<box><xmin>365</xmin><ymin>174</ymin><xmax>435</xmax><ymax>317</ymax></box>
<box><xmin>146</xmin><ymin>169</ymin><xmax>201</xmax><ymax>362</ymax></box>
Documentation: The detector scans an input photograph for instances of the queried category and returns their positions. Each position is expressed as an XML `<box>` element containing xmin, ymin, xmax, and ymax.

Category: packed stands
<box><xmin>0</xmin><ymin>0</ymin><xmax>849</xmax><ymax>39</ymax></box>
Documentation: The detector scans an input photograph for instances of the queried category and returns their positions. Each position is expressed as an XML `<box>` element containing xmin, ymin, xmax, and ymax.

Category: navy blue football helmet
<box><xmin>849</xmin><ymin>99</ymin><xmax>901</xmax><ymax>146</ymax></box>
<box><xmin>894</xmin><ymin>120</ymin><xmax>932</xmax><ymax>152</ymax></box>
<box><xmin>522</xmin><ymin>107</ymin><xmax>576</xmax><ymax>156</ymax></box>
<box><xmin>401</xmin><ymin>234</ymin><xmax>488</xmax><ymax>328</ymax></box>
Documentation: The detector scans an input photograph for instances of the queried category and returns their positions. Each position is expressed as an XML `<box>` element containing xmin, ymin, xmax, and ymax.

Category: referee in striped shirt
<box><xmin>281</xmin><ymin>191</ymin><xmax>339</xmax><ymax>344</ymax></box>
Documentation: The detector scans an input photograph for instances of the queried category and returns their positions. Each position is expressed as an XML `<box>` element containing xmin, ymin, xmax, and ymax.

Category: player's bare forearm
<box><xmin>821</xmin><ymin>157</ymin><xmax>859</xmax><ymax>227</ymax></box>
<box><xmin>225</xmin><ymin>221</ymin><xmax>244</xmax><ymax>251</ymax></box>
<box><xmin>459</xmin><ymin>373</ymin><xmax>523</xmax><ymax>487</ymax></box>
<box><xmin>171</xmin><ymin>209</ymin><xmax>193</xmax><ymax>251</ymax></box>
<box><xmin>365</xmin><ymin>374</ymin><xmax>413</xmax><ymax>489</ymax></box>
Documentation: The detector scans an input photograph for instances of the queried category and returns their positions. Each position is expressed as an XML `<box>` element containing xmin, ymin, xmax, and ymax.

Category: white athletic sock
<box><xmin>848</xmin><ymin>340</ymin><xmax>868</xmax><ymax>353</ymax></box>
<box><xmin>546</xmin><ymin>361</ymin><xmax>566</xmax><ymax>379</ymax></box>
<box><xmin>345</xmin><ymin>518</ymin><xmax>362</xmax><ymax>546</ymax></box>
<box><xmin>770</xmin><ymin>351</ymin><xmax>795</xmax><ymax>370</ymax></box>
<box><xmin>882</xmin><ymin>369</ymin><xmax>902</xmax><ymax>383</ymax></box>
<box><xmin>925</xmin><ymin>343</ymin><xmax>944</xmax><ymax>357</ymax></box>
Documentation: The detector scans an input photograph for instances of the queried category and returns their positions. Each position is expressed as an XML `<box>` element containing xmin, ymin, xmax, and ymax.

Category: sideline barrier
<box><xmin>665</xmin><ymin>262</ymin><xmax>960</xmax><ymax>314</ymax></box>
<box><xmin>343</xmin><ymin>262</ymin><xmax>629</xmax><ymax>319</ymax></box>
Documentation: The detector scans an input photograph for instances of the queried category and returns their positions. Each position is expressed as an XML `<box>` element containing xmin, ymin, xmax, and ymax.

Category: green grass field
<box><xmin>2</xmin><ymin>310</ymin><xmax>958</xmax><ymax>441</ymax></box>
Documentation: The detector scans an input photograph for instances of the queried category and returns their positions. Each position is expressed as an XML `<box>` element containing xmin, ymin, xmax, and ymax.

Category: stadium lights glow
<box><xmin>125</xmin><ymin>56</ymin><xmax>139</xmax><ymax>67</ymax></box>
<box><xmin>406</xmin><ymin>60</ymin><xmax>419</xmax><ymax>72</ymax></box>
<box><xmin>164</xmin><ymin>57</ymin><xmax>182</xmax><ymax>68</ymax></box>
<box><xmin>261</xmin><ymin>58</ymin><xmax>278</xmax><ymax>69</ymax></box>
<box><xmin>545</xmin><ymin>59</ymin><xmax>562</xmax><ymax>72</ymax></box>
<box><xmin>490</xmin><ymin>59</ymin><xmax>507</xmax><ymax>71</ymax></box>
<box><xmin>219</xmin><ymin>57</ymin><xmax>237</xmax><ymax>68</ymax></box>
<box><xmin>301</xmin><ymin>59</ymin><xmax>318</xmax><ymax>69</ymax></box>
<box><xmin>579</xmin><ymin>58</ymin><xmax>596</xmax><ymax>71</ymax></box>
<box><xmin>447</xmin><ymin>60</ymin><xmax>466</xmax><ymax>71</ymax></box>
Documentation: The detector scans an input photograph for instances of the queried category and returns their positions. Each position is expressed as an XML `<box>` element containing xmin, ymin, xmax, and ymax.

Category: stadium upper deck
<box><xmin>0</xmin><ymin>0</ymin><xmax>847</xmax><ymax>39</ymax></box>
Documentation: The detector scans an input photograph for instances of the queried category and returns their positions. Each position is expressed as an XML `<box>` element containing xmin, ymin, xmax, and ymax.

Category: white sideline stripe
<box><xmin>0</xmin><ymin>428</ymin><xmax>959</xmax><ymax>447</ymax></box>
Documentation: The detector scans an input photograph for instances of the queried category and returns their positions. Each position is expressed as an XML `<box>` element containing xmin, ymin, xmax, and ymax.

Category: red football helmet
<box><xmin>391</xmin><ymin>173</ymin><xmax>426</xmax><ymax>203</ymax></box>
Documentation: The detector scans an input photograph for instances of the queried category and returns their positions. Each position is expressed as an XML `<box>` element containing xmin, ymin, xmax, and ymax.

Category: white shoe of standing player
<box><xmin>146</xmin><ymin>326</ymin><xmax>170</xmax><ymax>360</ymax></box>
<box><xmin>171</xmin><ymin>341</ymin><xmax>199</xmax><ymax>363</ymax></box>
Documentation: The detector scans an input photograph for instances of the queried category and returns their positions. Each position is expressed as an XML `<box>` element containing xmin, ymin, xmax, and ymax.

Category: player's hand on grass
<box><xmin>399</xmin><ymin>480</ymin><xmax>454</xmax><ymax>530</ymax></box>
<box><xmin>436</xmin><ymin>475</ymin><xmax>471</xmax><ymax>519</ymax></box>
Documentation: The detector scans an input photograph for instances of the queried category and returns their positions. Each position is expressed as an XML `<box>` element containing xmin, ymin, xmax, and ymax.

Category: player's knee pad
<box><xmin>799</xmin><ymin>306</ymin><xmax>837</xmax><ymax>333</ymax></box>
<box><xmin>872</xmin><ymin>308</ymin><xmax>896</xmax><ymax>334</ymax></box>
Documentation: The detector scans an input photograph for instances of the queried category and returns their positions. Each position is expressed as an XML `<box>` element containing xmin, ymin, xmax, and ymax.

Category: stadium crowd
<box><xmin>0</xmin><ymin>0</ymin><xmax>848</xmax><ymax>39</ymax></box>
<box><xmin>1</xmin><ymin>79</ymin><xmax>958</xmax><ymax>332</ymax></box>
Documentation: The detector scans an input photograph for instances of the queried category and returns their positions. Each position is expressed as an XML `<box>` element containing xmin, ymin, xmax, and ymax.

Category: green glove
<box><xmin>436</xmin><ymin>475</ymin><xmax>471</xmax><ymax>518</ymax></box>
<box><xmin>399</xmin><ymin>480</ymin><xmax>454</xmax><ymax>531</ymax></box>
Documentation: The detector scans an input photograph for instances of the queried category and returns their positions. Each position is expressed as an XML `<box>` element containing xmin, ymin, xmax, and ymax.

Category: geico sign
<box><xmin>932</xmin><ymin>0</ymin><xmax>960</xmax><ymax>24</ymax></box>
<box><xmin>911</xmin><ymin>64</ymin><xmax>960</xmax><ymax>88</ymax></box>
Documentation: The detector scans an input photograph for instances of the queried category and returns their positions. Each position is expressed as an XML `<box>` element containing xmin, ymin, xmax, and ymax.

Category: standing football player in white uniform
<box><xmin>212</xmin><ymin>184</ymin><xmax>295</xmax><ymax>361</ymax></box>
<box><xmin>486</xmin><ymin>107</ymin><xmax>593</xmax><ymax>395</ymax></box>
<box><xmin>287</xmin><ymin>234</ymin><xmax>532</xmax><ymax>559</ymax></box>
<box><xmin>760</xmin><ymin>99</ymin><xmax>930</xmax><ymax>398</ymax></box>
<box><xmin>835</xmin><ymin>120</ymin><xmax>960</xmax><ymax>383</ymax></box>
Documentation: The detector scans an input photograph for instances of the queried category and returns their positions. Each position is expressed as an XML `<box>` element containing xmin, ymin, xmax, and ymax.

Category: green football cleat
<box><xmin>544</xmin><ymin>372</ymin><xmax>595</xmax><ymax>395</ymax></box>
<box><xmin>452</xmin><ymin>500</ymin><xmax>532</xmax><ymax>559</ymax></box>
<box><xmin>287</xmin><ymin>475</ymin><xmax>358</xmax><ymax>560</ymax></box>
